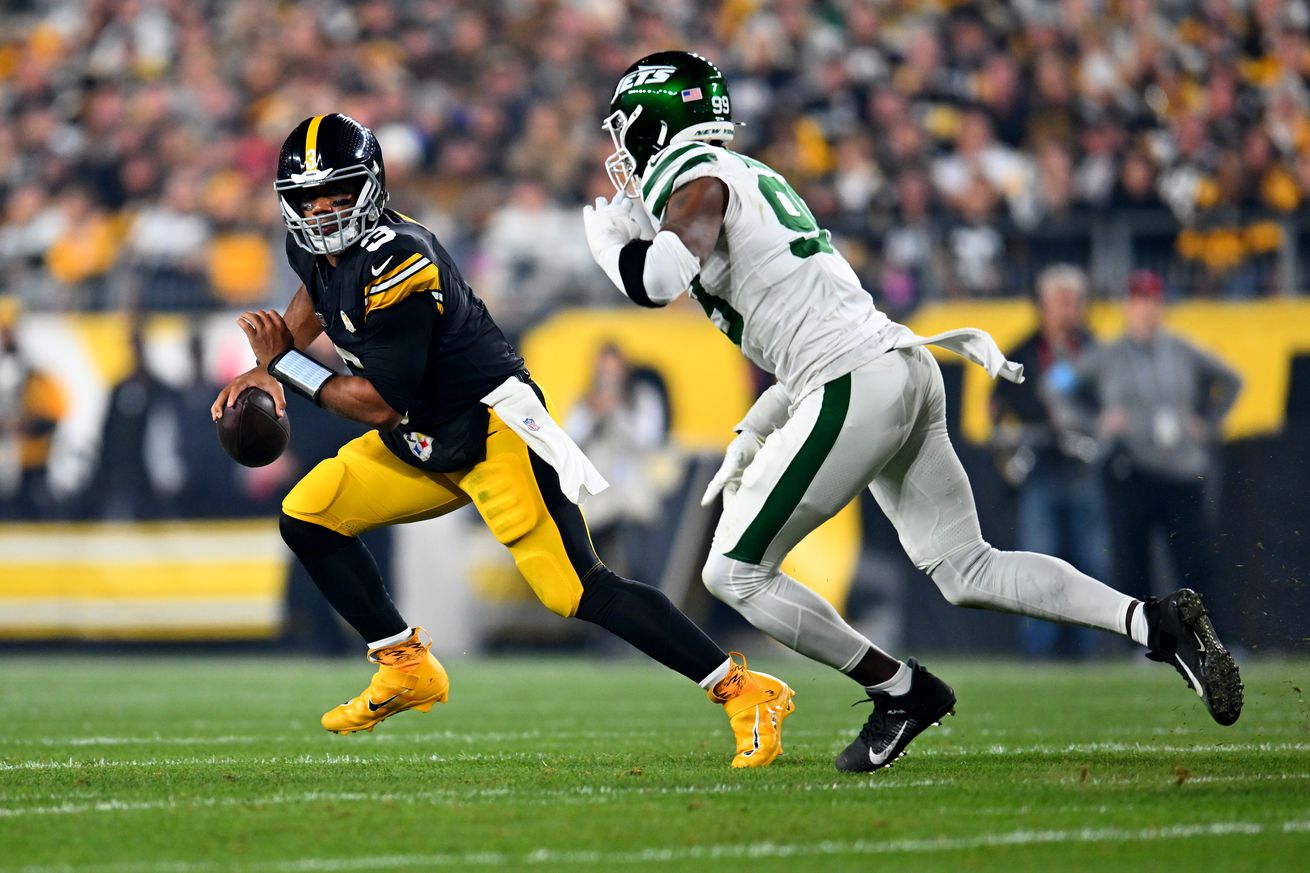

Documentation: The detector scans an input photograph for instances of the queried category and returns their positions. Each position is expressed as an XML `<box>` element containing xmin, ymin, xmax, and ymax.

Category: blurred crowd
<box><xmin>1</xmin><ymin>0</ymin><xmax>1310</xmax><ymax>327</ymax></box>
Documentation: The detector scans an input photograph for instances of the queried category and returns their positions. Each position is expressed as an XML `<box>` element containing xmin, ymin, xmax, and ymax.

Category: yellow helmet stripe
<box><xmin>304</xmin><ymin>115</ymin><xmax>326</xmax><ymax>172</ymax></box>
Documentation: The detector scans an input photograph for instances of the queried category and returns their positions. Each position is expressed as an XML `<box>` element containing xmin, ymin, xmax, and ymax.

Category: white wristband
<box><xmin>268</xmin><ymin>349</ymin><xmax>335</xmax><ymax>403</ymax></box>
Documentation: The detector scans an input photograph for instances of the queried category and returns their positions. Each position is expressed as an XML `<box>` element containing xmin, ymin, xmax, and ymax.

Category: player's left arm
<box><xmin>584</xmin><ymin>177</ymin><xmax>726</xmax><ymax>308</ymax></box>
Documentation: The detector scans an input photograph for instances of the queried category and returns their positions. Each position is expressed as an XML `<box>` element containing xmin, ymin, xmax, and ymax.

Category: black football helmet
<box><xmin>276</xmin><ymin>114</ymin><xmax>388</xmax><ymax>255</ymax></box>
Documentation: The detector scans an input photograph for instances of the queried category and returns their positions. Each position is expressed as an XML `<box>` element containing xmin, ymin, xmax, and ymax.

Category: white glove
<box><xmin>701</xmin><ymin>430</ymin><xmax>765</xmax><ymax>507</ymax></box>
<box><xmin>582</xmin><ymin>195</ymin><xmax>646</xmax><ymax>266</ymax></box>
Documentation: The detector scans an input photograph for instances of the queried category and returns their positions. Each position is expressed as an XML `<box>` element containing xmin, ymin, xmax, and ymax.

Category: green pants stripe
<box><xmin>726</xmin><ymin>373</ymin><xmax>852</xmax><ymax>563</ymax></box>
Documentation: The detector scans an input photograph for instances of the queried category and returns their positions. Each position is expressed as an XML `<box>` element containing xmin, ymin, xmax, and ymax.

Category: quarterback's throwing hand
<box><xmin>701</xmin><ymin>430</ymin><xmax>765</xmax><ymax>507</ymax></box>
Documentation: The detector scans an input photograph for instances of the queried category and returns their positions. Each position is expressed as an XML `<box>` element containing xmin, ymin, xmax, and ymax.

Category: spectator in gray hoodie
<box><xmin>1066</xmin><ymin>270</ymin><xmax>1241</xmax><ymax>601</ymax></box>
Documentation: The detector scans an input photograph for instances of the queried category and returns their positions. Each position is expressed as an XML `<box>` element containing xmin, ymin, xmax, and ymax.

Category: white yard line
<box><xmin>0</xmin><ymin>729</ymin><xmax>659</xmax><ymax>748</ymax></box>
<box><xmin>5</xmin><ymin>738</ymin><xmax>1306</xmax><ymax>769</ymax></box>
<box><xmin>0</xmin><ymin>778</ymin><xmax>949</xmax><ymax>818</ymax></box>
<box><xmin>909</xmin><ymin>741</ymin><xmax>1310</xmax><ymax>757</ymax></box>
<box><xmin>5</xmin><ymin>770</ymin><xmax>1310</xmax><ymax>819</ymax></box>
<box><xmin>8</xmin><ymin>819</ymin><xmax>1310</xmax><ymax>872</ymax></box>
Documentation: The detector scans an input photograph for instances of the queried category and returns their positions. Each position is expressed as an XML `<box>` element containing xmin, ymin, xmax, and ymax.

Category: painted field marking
<box><xmin>9</xmin><ymin>818</ymin><xmax>1310</xmax><ymax>872</ymax></box>
<box><xmin>5</xmin><ymin>771</ymin><xmax>1310</xmax><ymax>820</ymax></box>
<box><xmin>0</xmin><ymin>778</ymin><xmax>949</xmax><ymax>818</ymax></box>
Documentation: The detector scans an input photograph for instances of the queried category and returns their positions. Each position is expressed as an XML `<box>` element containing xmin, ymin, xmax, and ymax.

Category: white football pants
<box><xmin>703</xmin><ymin>346</ymin><xmax>1135</xmax><ymax>672</ymax></box>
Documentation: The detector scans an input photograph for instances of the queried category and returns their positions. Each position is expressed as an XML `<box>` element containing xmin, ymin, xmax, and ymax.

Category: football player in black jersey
<box><xmin>210</xmin><ymin>114</ymin><xmax>794</xmax><ymax>767</ymax></box>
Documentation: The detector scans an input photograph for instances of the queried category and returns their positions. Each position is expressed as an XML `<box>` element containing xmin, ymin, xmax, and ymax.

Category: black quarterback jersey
<box><xmin>285</xmin><ymin>210</ymin><xmax>527</xmax><ymax>471</ymax></box>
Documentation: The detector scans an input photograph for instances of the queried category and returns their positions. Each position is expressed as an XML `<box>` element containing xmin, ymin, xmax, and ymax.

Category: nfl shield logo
<box><xmin>523</xmin><ymin>418</ymin><xmax>541</xmax><ymax>432</ymax></box>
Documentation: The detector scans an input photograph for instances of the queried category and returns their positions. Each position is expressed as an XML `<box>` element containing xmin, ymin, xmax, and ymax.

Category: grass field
<box><xmin>2</xmin><ymin>654</ymin><xmax>1308</xmax><ymax>872</ymax></box>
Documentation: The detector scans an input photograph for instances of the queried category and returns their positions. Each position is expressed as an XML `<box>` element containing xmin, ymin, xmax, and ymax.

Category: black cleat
<box><xmin>835</xmin><ymin>658</ymin><xmax>955</xmax><ymax>773</ymax></box>
<box><xmin>1145</xmin><ymin>589</ymin><xmax>1243</xmax><ymax>726</ymax></box>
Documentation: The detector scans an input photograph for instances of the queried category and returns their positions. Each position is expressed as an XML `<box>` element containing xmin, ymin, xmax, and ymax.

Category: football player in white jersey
<box><xmin>583</xmin><ymin>51</ymin><xmax>1243</xmax><ymax>772</ymax></box>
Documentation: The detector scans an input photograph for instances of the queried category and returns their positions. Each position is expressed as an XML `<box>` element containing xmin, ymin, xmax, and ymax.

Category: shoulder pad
<box><xmin>360</xmin><ymin>221</ymin><xmax>441</xmax><ymax>317</ymax></box>
<box><xmin>641</xmin><ymin>142</ymin><xmax>721</xmax><ymax>219</ymax></box>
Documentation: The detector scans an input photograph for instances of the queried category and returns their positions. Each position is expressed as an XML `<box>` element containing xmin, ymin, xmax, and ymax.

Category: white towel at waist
<box><xmin>889</xmin><ymin>324</ymin><xmax>1025</xmax><ymax>383</ymax></box>
<box><xmin>480</xmin><ymin>377</ymin><xmax>610</xmax><ymax>504</ymax></box>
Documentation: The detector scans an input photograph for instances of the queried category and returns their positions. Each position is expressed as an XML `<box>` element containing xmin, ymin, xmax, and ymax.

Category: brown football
<box><xmin>216</xmin><ymin>387</ymin><xmax>290</xmax><ymax>467</ymax></box>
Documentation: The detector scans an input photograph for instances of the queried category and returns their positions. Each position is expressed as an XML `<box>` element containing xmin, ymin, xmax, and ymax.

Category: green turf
<box><xmin>1</xmin><ymin>653</ymin><xmax>1308</xmax><ymax>872</ymax></box>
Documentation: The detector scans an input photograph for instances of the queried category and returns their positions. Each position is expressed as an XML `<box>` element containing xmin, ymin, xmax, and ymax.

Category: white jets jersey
<box><xmin>639</xmin><ymin>141</ymin><xmax>896</xmax><ymax>402</ymax></box>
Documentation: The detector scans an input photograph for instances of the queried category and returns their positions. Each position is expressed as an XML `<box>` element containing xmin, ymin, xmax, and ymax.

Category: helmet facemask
<box><xmin>603</xmin><ymin>106</ymin><xmax>659</xmax><ymax>199</ymax></box>
<box><xmin>276</xmin><ymin>164</ymin><xmax>387</xmax><ymax>256</ymax></box>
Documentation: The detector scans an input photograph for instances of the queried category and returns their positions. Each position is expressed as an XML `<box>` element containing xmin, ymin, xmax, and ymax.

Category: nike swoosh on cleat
<box><xmin>741</xmin><ymin>708</ymin><xmax>762</xmax><ymax>757</ymax></box>
<box><xmin>370</xmin><ymin>256</ymin><xmax>394</xmax><ymax>277</ymax></box>
<box><xmin>367</xmin><ymin>695</ymin><xmax>399</xmax><ymax>712</ymax></box>
<box><xmin>1174</xmin><ymin>652</ymin><xmax>1205</xmax><ymax>699</ymax></box>
<box><xmin>868</xmin><ymin>723</ymin><xmax>908</xmax><ymax>766</ymax></box>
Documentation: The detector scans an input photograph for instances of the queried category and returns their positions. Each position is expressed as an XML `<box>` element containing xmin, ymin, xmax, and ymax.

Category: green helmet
<box><xmin>603</xmin><ymin>51</ymin><xmax>734</xmax><ymax>197</ymax></box>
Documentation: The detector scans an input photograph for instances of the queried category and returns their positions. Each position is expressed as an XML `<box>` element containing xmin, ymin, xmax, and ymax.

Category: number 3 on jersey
<box><xmin>362</xmin><ymin>226</ymin><xmax>396</xmax><ymax>252</ymax></box>
<box><xmin>738</xmin><ymin>155</ymin><xmax>833</xmax><ymax>257</ymax></box>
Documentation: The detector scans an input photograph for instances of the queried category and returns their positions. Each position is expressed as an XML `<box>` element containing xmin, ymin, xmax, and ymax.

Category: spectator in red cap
<box><xmin>1061</xmin><ymin>270</ymin><xmax>1242</xmax><ymax>603</ymax></box>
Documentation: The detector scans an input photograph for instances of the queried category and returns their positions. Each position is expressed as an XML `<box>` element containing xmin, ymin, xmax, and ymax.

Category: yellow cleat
<box><xmin>321</xmin><ymin>628</ymin><xmax>449</xmax><ymax>735</ymax></box>
<box><xmin>708</xmin><ymin>653</ymin><xmax>795</xmax><ymax>768</ymax></box>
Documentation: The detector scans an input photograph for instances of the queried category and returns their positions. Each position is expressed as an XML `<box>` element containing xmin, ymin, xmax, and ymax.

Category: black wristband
<box><xmin>617</xmin><ymin>239</ymin><xmax>664</xmax><ymax>308</ymax></box>
<box><xmin>268</xmin><ymin>349</ymin><xmax>336</xmax><ymax>403</ymax></box>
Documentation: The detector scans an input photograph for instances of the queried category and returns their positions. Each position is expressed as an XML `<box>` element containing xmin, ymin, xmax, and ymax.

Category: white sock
<box><xmin>1129</xmin><ymin>602</ymin><xmax>1151</xmax><ymax>647</ymax></box>
<box><xmin>368</xmin><ymin>627</ymin><xmax>413</xmax><ymax>650</ymax></box>
<box><xmin>867</xmin><ymin>660</ymin><xmax>912</xmax><ymax>697</ymax></box>
<box><xmin>699</xmin><ymin>657</ymin><xmax>733</xmax><ymax>690</ymax></box>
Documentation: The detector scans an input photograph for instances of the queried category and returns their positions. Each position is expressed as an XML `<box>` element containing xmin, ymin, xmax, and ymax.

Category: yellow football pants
<box><xmin>281</xmin><ymin>413</ymin><xmax>599</xmax><ymax>618</ymax></box>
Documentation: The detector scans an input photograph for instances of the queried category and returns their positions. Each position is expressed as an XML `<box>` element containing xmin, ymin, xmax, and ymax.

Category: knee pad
<box><xmin>461</xmin><ymin>456</ymin><xmax>541</xmax><ymax>545</ymax></box>
<box><xmin>928</xmin><ymin>540</ymin><xmax>993</xmax><ymax>607</ymax></box>
<box><xmin>514</xmin><ymin>550</ymin><xmax>582</xmax><ymax>617</ymax></box>
<box><xmin>702</xmin><ymin>552</ymin><xmax>775</xmax><ymax>606</ymax></box>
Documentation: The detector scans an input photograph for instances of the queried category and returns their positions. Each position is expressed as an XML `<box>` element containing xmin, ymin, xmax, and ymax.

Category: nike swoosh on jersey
<box><xmin>370</xmin><ymin>256</ymin><xmax>394</xmax><ymax>277</ymax></box>
<box><xmin>868</xmin><ymin>722</ymin><xmax>908</xmax><ymax>766</ymax></box>
<box><xmin>367</xmin><ymin>694</ymin><xmax>399</xmax><ymax>712</ymax></box>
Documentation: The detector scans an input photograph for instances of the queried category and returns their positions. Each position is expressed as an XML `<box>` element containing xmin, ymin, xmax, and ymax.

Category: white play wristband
<box><xmin>268</xmin><ymin>349</ymin><xmax>335</xmax><ymax>402</ymax></box>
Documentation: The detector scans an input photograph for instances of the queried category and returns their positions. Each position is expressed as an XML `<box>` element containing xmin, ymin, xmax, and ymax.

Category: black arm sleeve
<box><xmin>358</xmin><ymin>294</ymin><xmax>439</xmax><ymax>416</ymax></box>
<box><xmin>617</xmin><ymin>239</ymin><xmax>664</xmax><ymax>308</ymax></box>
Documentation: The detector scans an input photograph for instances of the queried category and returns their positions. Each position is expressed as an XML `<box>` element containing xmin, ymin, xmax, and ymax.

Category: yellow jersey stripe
<box><xmin>304</xmin><ymin>114</ymin><xmax>326</xmax><ymax>171</ymax></box>
<box><xmin>364</xmin><ymin>264</ymin><xmax>440</xmax><ymax>317</ymax></box>
<box><xmin>364</xmin><ymin>252</ymin><xmax>424</xmax><ymax>291</ymax></box>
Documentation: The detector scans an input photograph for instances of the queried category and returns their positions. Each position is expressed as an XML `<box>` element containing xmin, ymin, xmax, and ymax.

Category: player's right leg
<box><xmin>701</xmin><ymin>352</ymin><xmax>955</xmax><ymax>771</ymax></box>
<box><xmin>281</xmin><ymin>431</ymin><xmax>469</xmax><ymax>733</ymax></box>
<box><xmin>874</xmin><ymin>346</ymin><xmax>1242</xmax><ymax>725</ymax></box>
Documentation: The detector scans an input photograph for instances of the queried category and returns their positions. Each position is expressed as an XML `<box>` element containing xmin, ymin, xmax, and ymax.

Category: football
<box><xmin>216</xmin><ymin>386</ymin><xmax>290</xmax><ymax>467</ymax></box>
